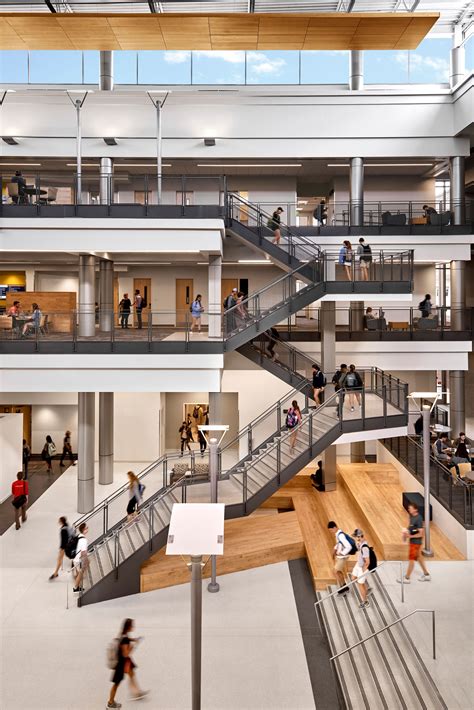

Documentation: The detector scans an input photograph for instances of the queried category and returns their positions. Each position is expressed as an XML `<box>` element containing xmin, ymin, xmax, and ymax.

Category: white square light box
<box><xmin>166</xmin><ymin>503</ymin><xmax>225</xmax><ymax>556</ymax></box>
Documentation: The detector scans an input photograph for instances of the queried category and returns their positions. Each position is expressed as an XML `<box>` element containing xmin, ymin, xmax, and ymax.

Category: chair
<box><xmin>7</xmin><ymin>182</ymin><xmax>19</xmax><ymax>204</ymax></box>
<box><xmin>46</xmin><ymin>187</ymin><xmax>58</xmax><ymax>204</ymax></box>
<box><xmin>417</xmin><ymin>316</ymin><xmax>439</xmax><ymax>330</ymax></box>
<box><xmin>366</xmin><ymin>318</ymin><xmax>387</xmax><ymax>331</ymax></box>
<box><xmin>430</xmin><ymin>211</ymin><xmax>451</xmax><ymax>227</ymax></box>
<box><xmin>382</xmin><ymin>211</ymin><xmax>407</xmax><ymax>226</ymax></box>
<box><xmin>457</xmin><ymin>462</ymin><xmax>472</xmax><ymax>479</ymax></box>
<box><xmin>39</xmin><ymin>314</ymin><xmax>49</xmax><ymax>336</ymax></box>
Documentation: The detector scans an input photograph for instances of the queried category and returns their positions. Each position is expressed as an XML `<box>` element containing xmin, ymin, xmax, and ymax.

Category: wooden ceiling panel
<box><xmin>0</xmin><ymin>12</ymin><xmax>439</xmax><ymax>51</ymax></box>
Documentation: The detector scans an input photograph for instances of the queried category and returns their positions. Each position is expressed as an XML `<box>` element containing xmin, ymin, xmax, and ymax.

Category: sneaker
<box><xmin>72</xmin><ymin>586</ymin><xmax>83</xmax><ymax>593</ymax></box>
<box><xmin>107</xmin><ymin>703</ymin><xmax>122</xmax><ymax>709</ymax></box>
<box><xmin>351</xmin><ymin>406</ymin><xmax>355</xmax><ymax>412</ymax></box>
<box><xmin>359</xmin><ymin>601</ymin><xmax>369</xmax><ymax>609</ymax></box>
<box><xmin>49</xmin><ymin>574</ymin><xmax>58</xmax><ymax>581</ymax></box>
<box><xmin>419</xmin><ymin>574</ymin><xmax>431</xmax><ymax>582</ymax></box>
<box><xmin>133</xmin><ymin>691</ymin><xmax>150</xmax><ymax>700</ymax></box>
<box><xmin>337</xmin><ymin>585</ymin><xmax>350</xmax><ymax>595</ymax></box>
<box><xmin>396</xmin><ymin>577</ymin><xmax>410</xmax><ymax>584</ymax></box>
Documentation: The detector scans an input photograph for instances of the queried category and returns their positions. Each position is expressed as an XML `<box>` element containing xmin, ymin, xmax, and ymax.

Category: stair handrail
<box><xmin>397</xmin><ymin>436</ymin><xmax>472</xmax><ymax>490</ymax></box>
<box><xmin>329</xmin><ymin>608</ymin><xmax>436</xmax><ymax>662</ymax></box>
<box><xmin>227</xmin><ymin>192</ymin><xmax>321</xmax><ymax>259</ymax></box>
<box><xmin>314</xmin><ymin>562</ymin><xmax>387</xmax><ymax>608</ymax></box>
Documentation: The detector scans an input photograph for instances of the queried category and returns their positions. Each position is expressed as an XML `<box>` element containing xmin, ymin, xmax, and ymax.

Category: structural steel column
<box><xmin>450</xmin><ymin>44</ymin><xmax>465</xmax><ymax>88</ymax></box>
<box><xmin>450</xmin><ymin>260</ymin><xmax>465</xmax><ymax>331</ymax></box>
<box><xmin>351</xmin><ymin>441</ymin><xmax>365</xmax><ymax>463</ymax></box>
<box><xmin>99</xmin><ymin>50</ymin><xmax>114</xmax><ymax>91</ymax></box>
<box><xmin>450</xmin><ymin>157</ymin><xmax>465</xmax><ymax>225</ymax></box>
<box><xmin>99</xmin><ymin>392</ymin><xmax>114</xmax><ymax>486</ymax></box>
<box><xmin>78</xmin><ymin>254</ymin><xmax>96</xmax><ymax>337</ymax></box>
<box><xmin>99</xmin><ymin>157</ymin><xmax>113</xmax><ymax>206</ymax></box>
<box><xmin>349</xmin><ymin>157</ymin><xmax>364</xmax><ymax>227</ymax></box>
<box><xmin>450</xmin><ymin>371</ymin><xmax>466</xmax><ymax>437</ymax></box>
<box><xmin>208</xmin><ymin>255</ymin><xmax>222</xmax><ymax>339</ymax></box>
<box><xmin>350</xmin><ymin>301</ymin><xmax>364</xmax><ymax>332</ymax></box>
<box><xmin>78</xmin><ymin>392</ymin><xmax>95</xmax><ymax>513</ymax></box>
<box><xmin>349</xmin><ymin>50</ymin><xmax>364</xmax><ymax>90</ymax></box>
<box><xmin>99</xmin><ymin>259</ymin><xmax>114</xmax><ymax>333</ymax></box>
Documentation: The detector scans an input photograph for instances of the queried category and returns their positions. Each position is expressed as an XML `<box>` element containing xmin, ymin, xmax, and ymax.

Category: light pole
<box><xmin>198</xmin><ymin>424</ymin><xmax>229</xmax><ymax>593</ymax></box>
<box><xmin>147</xmin><ymin>91</ymin><xmax>170</xmax><ymax>205</ymax></box>
<box><xmin>408</xmin><ymin>392</ymin><xmax>440</xmax><ymax>558</ymax></box>
<box><xmin>66</xmin><ymin>91</ymin><xmax>89</xmax><ymax>205</ymax></box>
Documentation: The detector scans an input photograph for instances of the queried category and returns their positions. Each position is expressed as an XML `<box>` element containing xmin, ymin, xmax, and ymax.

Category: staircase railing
<box><xmin>227</xmin><ymin>192</ymin><xmax>321</xmax><ymax>263</ymax></box>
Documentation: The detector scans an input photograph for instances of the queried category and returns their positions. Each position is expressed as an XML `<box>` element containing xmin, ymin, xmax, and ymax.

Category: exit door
<box><xmin>133</xmin><ymin>278</ymin><xmax>151</xmax><ymax>326</ymax></box>
<box><xmin>176</xmin><ymin>279</ymin><xmax>194</xmax><ymax>326</ymax></box>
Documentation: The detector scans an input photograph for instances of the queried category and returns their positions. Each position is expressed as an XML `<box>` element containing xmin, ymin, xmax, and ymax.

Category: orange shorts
<box><xmin>409</xmin><ymin>543</ymin><xmax>421</xmax><ymax>561</ymax></box>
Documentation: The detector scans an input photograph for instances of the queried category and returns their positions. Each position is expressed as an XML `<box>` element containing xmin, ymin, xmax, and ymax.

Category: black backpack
<box><xmin>65</xmin><ymin>533</ymin><xmax>81</xmax><ymax>560</ymax></box>
<box><xmin>362</xmin><ymin>541</ymin><xmax>378</xmax><ymax>570</ymax></box>
<box><xmin>338</xmin><ymin>531</ymin><xmax>358</xmax><ymax>555</ymax></box>
<box><xmin>362</xmin><ymin>243</ymin><xmax>372</xmax><ymax>262</ymax></box>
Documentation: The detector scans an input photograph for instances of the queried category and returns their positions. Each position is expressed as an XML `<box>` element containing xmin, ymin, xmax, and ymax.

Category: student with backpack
<box><xmin>327</xmin><ymin>521</ymin><xmax>357</xmax><ymax>594</ymax></box>
<box><xmin>107</xmin><ymin>618</ymin><xmax>149</xmax><ymax>708</ymax></box>
<box><xmin>126</xmin><ymin>471</ymin><xmax>144</xmax><ymax>522</ymax></box>
<box><xmin>71</xmin><ymin>521</ymin><xmax>89</xmax><ymax>593</ymax></box>
<box><xmin>311</xmin><ymin>363</ymin><xmax>326</xmax><ymax>406</ymax></box>
<box><xmin>418</xmin><ymin>294</ymin><xmax>432</xmax><ymax>318</ymax></box>
<box><xmin>11</xmin><ymin>471</ymin><xmax>28</xmax><ymax>530</ymax></box>
<box><xmin>49</xmin><ymin>516</ymin><xmax>74</xmax><ymax>580</ymax></box>
<box><xmin>344</xmin><ymin>364</ymin><xmax>363</xmax><ymax>412</ymax></box>
<box><xmin>286</xmin><ymin>399</ymin><xmax>302</xmax><ymax>453</ymax></box>
<box><xmin>357</xmin><ymin>238</ymin><xmax>372</xmax><ymax>281</ymax></box>
<box><xmin>41</xmin><ymin>434</ymin><xmax>56</xmax><ymax>473</ymax></box>
<box><xmin>267</xmin><ymin>206</ymin><xmax>283</xmax><ymax>245</ymax></box>
<box><xmin>351</xmin><ymin>529</ymin><xmax>377</xmax><ymax>608</ymax></box>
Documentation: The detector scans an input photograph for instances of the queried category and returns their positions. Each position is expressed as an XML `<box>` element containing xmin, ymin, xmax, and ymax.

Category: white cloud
<box><xmin>247</xmin><ymin>51</ymin><xmax>286</xmax><ymax>75</ymax></box>
<box><xmin>163</xmin><ymin>51</ymin><xmax>190</xmax><ymax>64</ymax></box>
<box><xmin>409</xmin><ymin>53</ymin><xmax>450</xmax><ymax>81</ymax></box>
<box><xmin>193</xmin><ymin>51</ymin><xmax>244</xmax><ymax>64</ymax></box>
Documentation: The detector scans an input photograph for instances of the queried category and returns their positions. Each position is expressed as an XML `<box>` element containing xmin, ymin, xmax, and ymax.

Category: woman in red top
<box><xmin>11</xmin><ymin>471</ymin><xmax>28</xmax><ymax>530</ymax></box>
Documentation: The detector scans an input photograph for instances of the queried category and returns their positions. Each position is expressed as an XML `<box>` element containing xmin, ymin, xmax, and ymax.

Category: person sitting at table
<box><xmin>363</xmin><ymin>307</ymin><xmax>375</xmax><ymax>329</ymax></box>
<box><xmin>422</xmin><ymin>204</ymin><xmax>437</xmax><ymax>224</ymax></box>
<box><xmin>7</xmin><ymin>301</ymin><xmax>21</xmax><ymax>333</ymax></box>
<box><xmin>453</xmin><ymin>432</ymin><xmax>472</xmax><ymax>463</ymax></box>
<box><xmin>22</xmin><ymin>303</ymin><xmax>42</xmax><ymax>337</ymax></box>
<box><xmin>11</xmin><ymin>171</ymin><xmax>28</xmax><ymax>204</ymax></box>
<box><xmin>432</xmin><ymin>434</ymin><xmax>450</xmax><ymax>461</ymax></box>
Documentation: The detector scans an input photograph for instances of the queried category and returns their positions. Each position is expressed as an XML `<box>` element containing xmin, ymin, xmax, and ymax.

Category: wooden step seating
<box><xmin>140</xmin><ymin>508</ymin><xmax>305</xmax><ymax>593</ymax></box>
<box><xmin>338</xmin><ymin>463</ymin><xmax>464</xmax><ymax>561</ymax></box>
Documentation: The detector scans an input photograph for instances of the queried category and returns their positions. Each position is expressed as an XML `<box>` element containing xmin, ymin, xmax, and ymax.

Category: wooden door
<box><xmin>114</xmin><ymin>276</ymin><xmax>119</xmax><ymax>326</ymax></box>
<box><xmin>238</xmin><ymin>190</ymin><xmax>249</xmax><ymax>224</ymax></box>
<box><xmin>176</xmin><ymin>278</ymin><xmax>193</xmax><ymax>327</ymax></box>
<box><xmin>222</xmin><ymin>279</ymin><xmax>239</xmax><ymax>305</ymax></box>
<box><xmin>1</xmin><ymin>404</ymin><xmax>32</xmax><ymax>445</ymax></box>
<box><xmin>133</xmin><ymin>278</ymin><xmax>151</xmax><ymax>326</ymax></box>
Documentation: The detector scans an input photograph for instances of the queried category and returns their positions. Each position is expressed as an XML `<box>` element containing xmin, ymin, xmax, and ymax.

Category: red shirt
<box><xmin>12</xmin><ymin>480</ymin><xmax>28</xmax><ymax>498</ymax></box>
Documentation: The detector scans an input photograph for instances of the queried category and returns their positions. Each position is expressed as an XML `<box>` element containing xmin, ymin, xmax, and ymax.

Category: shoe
<box><xmin>133</xmin><ymin>691</ymin><xmax>150</xmax><ymax>701</ymax></box>
<box><xmin>337</xmin><ymin>585</ymin><xmax>350</xmax><ymax>595</ymax></box>
<box><xmin>15</xmin><ymin>524</ymin><xmax>20</xmax><ymax>530</ymax></box>
<box><xmin>59</xmin><ymin>463</ymin><xmax>65</xmax><ymax>467</ymax></box>
<box><xmin>72</xmin><ymin>462</ymin><xmax>77</xmax><ymax>466</ymax></box>
<box><xmin>351</xmin><ymin>406</ymin><xmax>355</xmax><ymax>412</ymax></box>
<box><xmin>49</xmin><ymin>574</ymin><xmax>58</xmax><ymax>581</ymax></box>
<box><xmin>107</xmin><ymin>703</ymin><xmax>122</xmax><ymax>709</ymax></box>
<box><xmin>396</xmin><ymin>577</ymin><xmax>410</xmax><ymax>584</ymax></box>
<box><xmin>419</xmin><ymin>574</ymin><xmax>431</xmax><ymax>582</ymax></box>
<box><xmin>359</xmin><ymin>601</ymin><xmax>369</xmax><ymax>609</ymax></box>
<box><xmin>72</xmin><ymin>586</ymin><xmax>83</xmax><ymax>593</ymax></box>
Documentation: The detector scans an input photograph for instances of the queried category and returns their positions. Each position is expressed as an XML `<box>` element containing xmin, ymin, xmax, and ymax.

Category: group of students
<box><xmin>328</xmin><ymin>500</ymin><xmax>430</xmax><ymax>608</ymax></box>
<box><xmin>118</xmin><ymin>289</ymin><xmax>146</xmax><ymax>329</ymax></box>
<box><xmin>430</xmin><ymin>430</ymin><xmax>473</xmax><ymax>478</ymax></box>
<box><xmin>6</xmin><ymin>300</ymin><xmax>43</xmax><ymax>337</ymax></box>
<box><xmin>178</xmin><ymin>407</ymin><xmax>209</xmax><ymax>456</ymax></box>
<box><xmin>311</xmin><ymin>362</ymin><xmax>364</xmax><ymax>412</ymax></box>
<box><xmin>338</xmin><ymin>238</ymin><xmax>373</xmax><ymax>281</ymax></box>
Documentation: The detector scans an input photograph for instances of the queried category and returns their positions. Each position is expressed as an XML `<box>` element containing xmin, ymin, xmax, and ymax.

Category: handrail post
<box><xmin>248</xmin><ymin>425</ymin><xmax>252</xmax><ymax>455</ymax></box>
<box><xmin>431</xmin><ymin>611</ymin><xmax>436</xmax><ymax>659</ymax></box>
<box><xmin>148</xmin><ymin>310</ymin><xmax>152</xmax><ymax>352</ymax></box>
<box><xmin>382</xmin><ymin>384</ymin><xmax>387</xmax><ymax>426</ymax></box>
<box><xmin>400</xmin><ymin>561</ymin><xmax>404</xmax><ymax>602</ymax></box>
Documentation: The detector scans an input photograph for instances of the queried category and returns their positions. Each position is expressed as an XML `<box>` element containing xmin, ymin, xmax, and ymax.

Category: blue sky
<box><xmin>0</xmin><ymin>38</ymin><xmax>471</xmax><ymax>86</ymax></box>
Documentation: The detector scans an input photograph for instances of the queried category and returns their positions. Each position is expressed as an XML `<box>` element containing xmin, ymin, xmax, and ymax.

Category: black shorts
<box><xmin>127</xmin><ymin>497</ymin><xmax>137</xmax><ymax>515</ymax></box>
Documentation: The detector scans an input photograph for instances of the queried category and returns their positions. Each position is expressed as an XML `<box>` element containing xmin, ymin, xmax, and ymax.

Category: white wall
<box><xmin>333</xmin><ymin>174</ymin><xmax>435</xmax><ymax>204</ymax></box>
<box><xmin>31</xmin><ymin>404</ymin><xmax>77</xmax><ymax>455</ymax></box>
<box><xmin>35</xmin><ymin>272</ymin><xmax>79</xmax><ymax>293</ymax></box>
<box><xmin>0</xmin><ymin>414</ymin><xmax>23</xmax><ymax>503</ymax></box>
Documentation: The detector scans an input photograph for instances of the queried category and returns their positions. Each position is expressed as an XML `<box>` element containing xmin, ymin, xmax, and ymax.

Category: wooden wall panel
<box><xmin>5</xmin><ymin>291</ymin><xmax>76</xmax><ymax>333</ymax></box>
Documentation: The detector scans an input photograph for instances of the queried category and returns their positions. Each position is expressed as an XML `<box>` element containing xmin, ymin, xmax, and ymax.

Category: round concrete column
<box><xmin>450</xmin><ymin>45</ymin><xmax>465</xmax><ymax>88</ymax></box>
<box><xmin>450</xmin><ymin>260</ymin><xmax>465</xmax><ymax>331</ymax></box>
<box><xmin>99</xmin><ymin>259</ymin><xmax>114</xmax><ymax>332</ymax></box>
<box><xmin>450</xmin><ymin>157</ymin><xmax>465</xmax><ymax>226</ymax></box>
<box><xmin>78</xmin><ymin>392</ymin><xmax>95</xmax><ymax>513</ymax></box>
<box><xmin>349</xmin><ymin>157</ymin><xmax>364</xmax><ymax>227</ymax></box>
<box><xmin>78</xmin><ymin>254</ymin><xmax>96</xmax><ymax>337</ymax></box>
<box><xmin>349</xmin><ymin>50</ymin><xmax>364</xmax><ymax>90</ymax></box>
<box><xmin>449</xmin><ymin>370</ymin><xmax>465</xmax><ymax>437</ymax></box>
<box><xmin>99</xmin><ymin>392</ymin><xmax>114</xmax><ymax>485</ymax></box>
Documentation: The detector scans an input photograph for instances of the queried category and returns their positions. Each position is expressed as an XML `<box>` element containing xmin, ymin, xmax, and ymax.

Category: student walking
<box><xmin>49</xmin><ymin>516</ymin><xmax>73</xmax><ymax>580</ymax></box>
<box><xmin>107</xmin><ymin>618</ymin><xmax>149</xmax><ymax>709</ymax></box>
<box><xmin>41</xmin><ymin>434</ymin><xmax>56</xmax><ymax>473</ymax></box>
<box><xmin>397</xmin><ymin>502</ymin><xmax>431</xmax><ymax>584</ymax></box>
<box><xmin>190</xmin><ymin>294</ymin><xmax>204</xmax><ymax>333</ymax></box>
<box><xmin>338</xmin><ymin>240</ymin><xmax>353</xmax><ymax>280</ymax></box>
<box><xmin>286</xmin><ymin>400</ymin><xmax>302</xmax><ymax>453</ymax></box>
<box><xmin>22</xmin><ymin>439</ymin><xmax>31</xmax><ymax>479</ymax></box>
<box><xmin>198</xmin><ymin>429</ymin><xmax>207</xmax><ymax>457</ymax></box>
<box><xmin>311</xmin><ymin>363</ymin><xmax>326</xmax><ymax>405</ymax></box>
<box><xmin>345</xmin><ymin>364</ymin><xmax>363</xmax><ymax>411</ymax></box>
<box><xmin>328</xmin><ymin>521</ymin><xmax>355</xmax><ymax>594</ymax></box>
<box><xmin>126</xmin><ymin>471</ymin><xmax>143</xmax><ymax>522</ymax></box>
<box><xmin>223</xmin><ymin>288</ymin><xmax>238</xmax><ymax>334</ymax></box>
<box><xmin>357</xmin><ymin>238</ymin><xmax>372</xmax><ymax>281</ymax></box>
<box><xmin>72</xmin><ymin>521</ymin><xmax>89</xmax><ymax>593</ymax></box>
<box><xmin>333</xmin><ymin>363</ymin><xmax>348</xmax><ymax>418</ymax></box>
<box><xmin>351</xmin><ymin>529</ymin><xmax>372</xmax><ymax>608</ymax></box>
<box><xmin>179</xmin><ymin>421</ymin><xmax>192</xmax><ymax>456</ymax></box>
<box><xmin>268</xmin><ymin>206</ymin><xmax>283</xmax><ymax>245</ymax></box>
<box><xmin>418</xmin><ymin>294</ymin><xmax>432</xmax><ymax>318</ymax></box>
<box><xmin>60</xmin><ymin>430</ymin><xmax>76</xmax><ymax>467</ymax></box>
<box><xmin>11</xmin><ymin>471</ymin><xmax>28</xmax><ymax>530</ymax></box>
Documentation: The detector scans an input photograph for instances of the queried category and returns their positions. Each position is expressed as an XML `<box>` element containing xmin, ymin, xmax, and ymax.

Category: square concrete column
<box><xmin>320</xmin><ymin>301</ymin><xmax>336</xmax><ymax>375</ymax></box>
<box><xmin>350</xmin><ymin>301</ymin><xmax>364</xmax><ymax>332</ymax></box>
<box><xmin>78</xmin><ymin>254</ymin><xmax>96</xmax><ymax>337</ymax></box>
<box><xmin>78</xmin><ymin>392</ymin><xmax>95</xmax><ymax>513</ymax></box>
<box><xmin>351</xmin><ymin>441</ymin><xmax>365</xmax><ymax>463</ymax></box>
<box><xmin>208</xmin><ymin>254</ymin><xmax>222</xmax><ymax>339</ymax></box>
<box><xmin>99</xmin><ymin>259</ymin><xmax>114</xmax><ymax>333</ymax></box>
<box><xmin>99</xmin><ymin>392</ymin><xmax>114</xmax><ymax>485</ymax></box>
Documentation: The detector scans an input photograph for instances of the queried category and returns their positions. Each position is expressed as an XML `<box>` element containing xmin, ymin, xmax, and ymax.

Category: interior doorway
<box><xmin>133</xmin><ymin>278</ymin><xmax>151</xmax><ymax>326</ymax></box>
<box><xmin>1</xmin><ymin>405</ymin><xmax>32</xmax><ymax>445</ymax></box>
<box><xmin>176</xmin><ymin>278</ymin><xmax>193</xmax><ymax>326</ymax></box>
<box><xmin>222</xmin><ymin>279</ymin><xmax>239</xmax><ymax>302</ymax></box>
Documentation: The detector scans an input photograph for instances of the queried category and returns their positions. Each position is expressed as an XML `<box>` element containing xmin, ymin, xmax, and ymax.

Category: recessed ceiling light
<box><xmin>197</xmin><ymin>163</ymin><xmax>302</xmax><ymax>168</ymax></box>
<box><xmin>0</xmin><ymin>162</ymin><xmax>41</xmax><ymax>166</ymax></box>
<box><xmin>238</xmin><ymin>259</ymin><xmax>271</xmax><ymax>264</ymax></box>
<box><xmin>66</xmin><ymin>163</ymin><xmax>100</xmax><ymax>167</ymax></box>
<box><xmin>204</xmin><ymin>138</ymin><xmax>216</xmax><ymax>146</ymax></box>
<box><xmin>103</xmin><ymin>137</ymin><xmax>117</xmax><ymax>146</ymax></box>
<box><xmin>2</xmin><ymin>137</ymin><xmax>18</xmax><ymax>145</ymax></box>
<box><xmin>327</xmin><ymin>163</ymin><xmax>433</xmax><ymax>168</ymax></box>
<box><xmin>114</xmin><ymin>163</ymin><xmax>172</xmax><ymax>167</ymax></box>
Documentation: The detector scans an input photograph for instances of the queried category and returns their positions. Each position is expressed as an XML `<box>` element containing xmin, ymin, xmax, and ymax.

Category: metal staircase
<box><xmin>316</xmin><ymin>570</ymin><xmax>447</xmax><ymax>709</ymax></box>
<box><xmin>76</xmin><ymin>369</ymin><xmax>407</xmax><ymax>606</ymax></box>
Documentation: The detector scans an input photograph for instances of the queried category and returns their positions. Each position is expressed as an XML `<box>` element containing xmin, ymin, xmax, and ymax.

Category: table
<box><xmin>388</xmin><ymin>321</ymin><xmax>409</xmax><ymax>331</ymax></box>
<box><xmin>431</xmin><ymin>424</ymin><xmax>452</xmax><ymax>434</ymax></box>
<box><xmin>402</xmin><ymin>492</ymin><xmax>433</xmax><ymax>521</ymax></box>
<box><xmin>410</xmin><ymin>217</ymin><xmax>428</xmax><ymax>225</ymax></box>
<box><xmin>23</xmin><ymin>186</ymin><xmax>47</xmax><ymax>204</ymax></box>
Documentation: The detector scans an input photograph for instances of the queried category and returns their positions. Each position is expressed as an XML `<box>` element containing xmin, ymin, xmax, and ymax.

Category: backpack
<box><xmin>65</xmin><ymin>532</ymin><xmax>82</xmax><ymax>560</ymax></box>
<box><xmin>361</xmin><ymin>243</ymin><xmax>372</xmax><ymax>262</ymax></box>
<box><xmin>48</xmin><ymin>442</ymin><xmax>56</xmax><ymax>457</ymax></box>
<box><xmin>286</xmin><ymin>409</ymin><xmax>298</xmax><ymax>429</ymax></box>
<box><xmin>321</xmin><ymin>373</ymin><xmax>327</xmax><ymax>386</ymax></box>
<box><xmin>338</xmin><ymin>531</ymin><xmax>358</xmax><ymax>555</ymax></box>
<box><xmin>418</xmin><ymin>300</ymin><xmax>426</xmax><ymax>311</ymax></box>
<box><xmin>138</xmin><ymin>482</ymin><xmax>146</xmax><ymax>498</ymax></box>
<box><xmin>361</xmin><ymin>541</ymin><xmax>378</xmax><ymax>570</ymax></box>
<box><xmin>106</xmin><ymin>638</ymin><xmax>120</xmax><ymax>670</ymax></box>
<box><xmin>193</xmin><ymin>406</ymin><xmax>200</xmax><ymax>418</ymax></box>
<box><xmin>345</xmin><ymin>372</ymin><xmax>357</xmax><ymax>387</ymax></box>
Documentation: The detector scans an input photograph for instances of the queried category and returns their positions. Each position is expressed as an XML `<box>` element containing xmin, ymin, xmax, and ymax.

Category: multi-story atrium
<box><xmin>0</xmin><ymin>1</ymin><xmax>473</xmax><ymax>708</ymax></box>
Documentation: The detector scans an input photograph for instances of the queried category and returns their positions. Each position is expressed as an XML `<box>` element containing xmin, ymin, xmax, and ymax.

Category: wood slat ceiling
<box><xmin>0</xmin><ymin>12</ymin><xmax>439</xmax><ymax>51</ymax></box>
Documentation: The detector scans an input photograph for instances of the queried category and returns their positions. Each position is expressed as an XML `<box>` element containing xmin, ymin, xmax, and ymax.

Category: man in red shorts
<box><xmin>397</xmin><ymin>502</ymin><xmax>431</xmax><ymax>583</ymax></box>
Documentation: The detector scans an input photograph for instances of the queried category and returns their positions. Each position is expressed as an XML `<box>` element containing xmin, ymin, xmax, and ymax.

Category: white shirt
<box><xmin>74</xmin><ymin>535</ymin><xmax>88</xmax><ymax>564</ymax></box>
<box><xmin>334</xmin><ymin>530</ymin><xmax>353</xmax><ymax>558</ymax></box>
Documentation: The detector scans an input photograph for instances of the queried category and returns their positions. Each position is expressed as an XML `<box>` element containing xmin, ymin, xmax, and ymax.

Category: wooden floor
<box><xmin>140</xmin><ymin>508</ymin><xmax>304</xmax><ymax>593</ymax></box>
<box><xmin>141</xmin><ymin>462</ymin><xmax>464</xmax><ymax>595</ymax></box>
